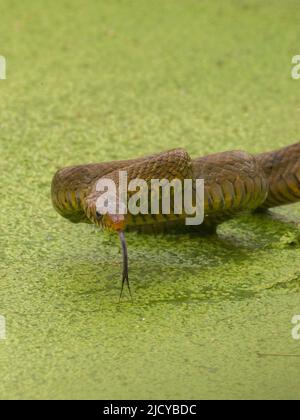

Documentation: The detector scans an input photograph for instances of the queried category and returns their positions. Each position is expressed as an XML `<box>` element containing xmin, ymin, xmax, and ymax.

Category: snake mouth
<box><xmin>101</xmin><ymin>213</ymin><xmax>126</xmax><ymax>232</ymax></box>
<box><xmin>87</xmin><ymin>208</ymin><xmax>125</xmax><ymax>231</ymax></box>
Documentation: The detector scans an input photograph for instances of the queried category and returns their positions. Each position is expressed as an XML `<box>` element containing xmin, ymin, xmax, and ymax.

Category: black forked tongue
<box><xmin>118</xmin><ymin>231</ymin><xmax>132</xmax><ymax>301</ymax></box>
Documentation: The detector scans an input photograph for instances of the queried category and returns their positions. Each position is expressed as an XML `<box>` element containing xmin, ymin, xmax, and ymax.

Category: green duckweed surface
<box><xmin>1</xmin><ymin>0</ymin><xmax>300</xmax><ymax>400</ymax></box>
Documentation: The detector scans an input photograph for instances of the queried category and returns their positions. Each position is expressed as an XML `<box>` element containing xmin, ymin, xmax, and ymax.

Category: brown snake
<box><xmin>51</xmin><ymin>142</ymin><xmax>300</xmax><ymax>298</ymax></box>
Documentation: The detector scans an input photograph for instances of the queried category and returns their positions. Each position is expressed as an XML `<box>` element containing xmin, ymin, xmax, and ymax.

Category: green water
<box><xmin>1</xmin><ymin>0</ymin><xmax>300</xmax><ymax>399</ymax></box>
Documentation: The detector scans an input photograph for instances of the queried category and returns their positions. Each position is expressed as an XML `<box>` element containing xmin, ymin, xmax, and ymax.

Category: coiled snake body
<box><xmin>51</xmin><ymin>142</ymin><xmax>300</xmax><ymax>297</ymax></box>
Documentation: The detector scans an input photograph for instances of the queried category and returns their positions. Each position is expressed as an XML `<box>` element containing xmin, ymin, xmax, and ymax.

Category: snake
<box><xmin>51</xmin><ymin>142</ymin><xmax>300</xmax><ymax>298</ymax></box>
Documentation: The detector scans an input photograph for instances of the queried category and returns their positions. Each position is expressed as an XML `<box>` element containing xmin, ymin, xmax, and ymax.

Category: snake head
<box><xmin>95</xmin><ymin>194</ymin><xmax>127</xmax><ymax>232</ymax></box>
<box><xmin>101</xmin><ymin>213</ymin><xmax>126</xmax><ymax>232</ymax></box>
<box><xmin>84</xmin><ymin>189</ymin><xmax>127</xmax><ymax>231</ymax></box>
<box><xmin>94</xmin><ymin>209</ymin><xmax>127</xmax><ymax>232</ymax></box>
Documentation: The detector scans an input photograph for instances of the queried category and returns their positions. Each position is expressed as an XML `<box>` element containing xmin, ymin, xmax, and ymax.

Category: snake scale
<box><xmin>51</xmin><ymin>142</ymin><xmax>300</xmax><ymax>297</ymax></box>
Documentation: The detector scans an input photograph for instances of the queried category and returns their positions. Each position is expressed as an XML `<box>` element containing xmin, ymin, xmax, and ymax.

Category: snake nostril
<box><xmin>96</xmin><ymin>211</ymin><xmax>102</xmax><ymax>219</ymax></box>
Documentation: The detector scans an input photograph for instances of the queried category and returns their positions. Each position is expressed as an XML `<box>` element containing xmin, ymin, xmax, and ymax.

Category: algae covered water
<box><xmin>1</xmin><ymin>0</ymin><xmax>300</xmax><ymax>399</ymax></box>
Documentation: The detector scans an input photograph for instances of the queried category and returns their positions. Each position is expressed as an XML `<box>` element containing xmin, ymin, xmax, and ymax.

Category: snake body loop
<box><xmin>51</xmin><ymin>142</ymin><xmax>300</xmax><ymax>296</ymax></box>
<box><xmin>52</xmin><ymin>143</ymin><xmax>300</xmax><ymax>230</ymax></box>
